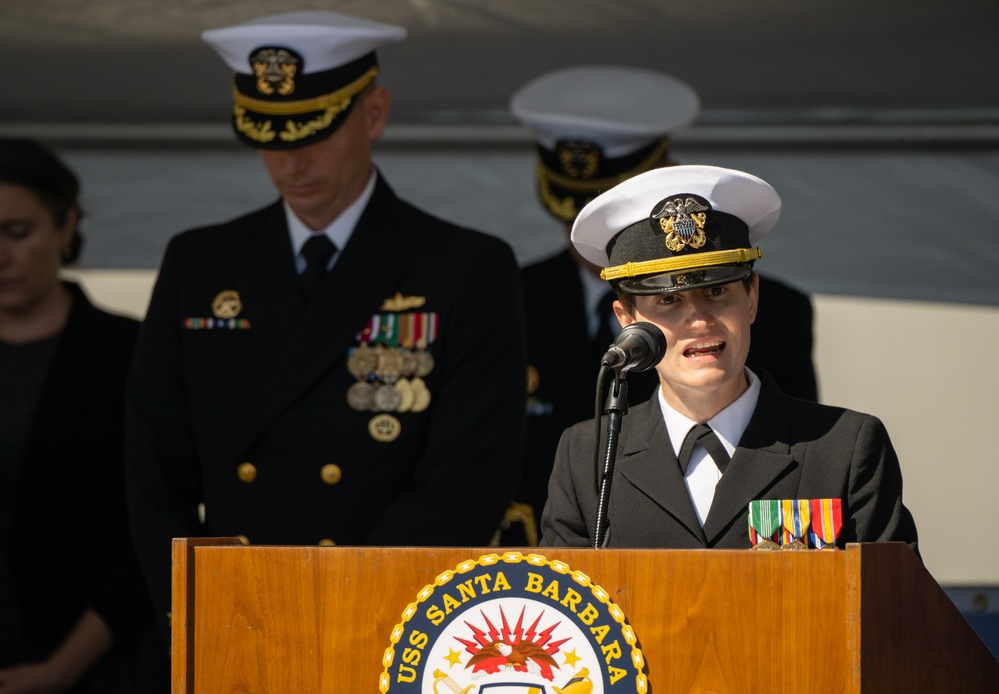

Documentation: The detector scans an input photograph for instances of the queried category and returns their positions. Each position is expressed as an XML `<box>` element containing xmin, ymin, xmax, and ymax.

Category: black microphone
<box><xmin>599</xmin><ymin>322</ymin><xmax>666</xmax><ymax>374</ymax></box>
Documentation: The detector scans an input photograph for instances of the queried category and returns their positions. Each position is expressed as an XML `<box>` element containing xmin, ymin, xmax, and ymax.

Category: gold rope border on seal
<box><xmin>232</xmin><ymin>65</ymin><xmax>379</xmax><ymax>116</ymax></box>
<box><xmin>378</xmin><ymin>551</ymin><xmax>649</xmax><ymax>694</ymax></box>
<box><xmin>600</xmin><ymin>247</ymin><xmax>762</xmax><ymax>281</ymax></box>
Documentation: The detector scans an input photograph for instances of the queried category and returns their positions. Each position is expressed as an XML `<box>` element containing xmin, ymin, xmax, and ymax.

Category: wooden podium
<box><xmin>172</xmin><ymin>540</ymin><xmax>998</xmax><ymax>692</ymax></box>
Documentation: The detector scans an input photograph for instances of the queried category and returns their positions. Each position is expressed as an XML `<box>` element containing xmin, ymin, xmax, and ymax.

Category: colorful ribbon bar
<box><xmin>809</xmin><ymin>498</ymin><xmax>843</xmax><ymax>549</ymax></box>
<box><xmin>358</xmin><ymin>312</ymin><xmax>438</xmax><ymax>348</ymax></box>
<box><xmin>780</xmin><ymin>499</ymin><xmax>812</xmax><ymax>548</ymax></box>
<box><xmin>183</xmin><ymin>317</ymin><xmax>252</xmax><ymax>330</ymax></box>
<box><xmin>748</xmin><ymin>499</ymin><xmax>781</xmax><ymax>546</ymax></box>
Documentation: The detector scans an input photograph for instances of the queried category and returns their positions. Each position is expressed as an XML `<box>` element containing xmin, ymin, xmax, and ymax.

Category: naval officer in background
<box><xmin>500</xmin><ymin>67</ymin><xmax>816</xmax><ymax>544</ymax></box>
<box><xmin>126</xmin><ymin>11</ymin><xmax>527</xmax><ymax>638</ymax></box>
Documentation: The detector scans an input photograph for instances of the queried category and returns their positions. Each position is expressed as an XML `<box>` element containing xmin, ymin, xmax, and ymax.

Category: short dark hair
<box><xmin>614</xmin><ymin>270</ymin><xmax>757</xmax><ymax>316</ymax></box>
<box><xmin>0</xmin><ymin>138</ymin><xmax>84</xmax><ymax>264</ymax></box>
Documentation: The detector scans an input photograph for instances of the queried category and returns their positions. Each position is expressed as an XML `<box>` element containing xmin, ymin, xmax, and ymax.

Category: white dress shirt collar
<box><xmin>285</xmin><ymin>168</ymin><xmax>378</xmax><ymax>273</ymax></box>
<box><xmin>658</xmin><ymin>368</ymin><xmax>762</xmax><ymax>526</ymax></box>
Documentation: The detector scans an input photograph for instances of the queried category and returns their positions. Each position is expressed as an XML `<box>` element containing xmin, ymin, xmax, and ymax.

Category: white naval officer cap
<box><xmin>202</xmin><ymin>11</ymin><xmax>407</xmax><ymax>150</ymax></box>
<box><xmin>510</xmin><ymin>66</ymin><xmax>701</xmax><ymax>222</ymax></box>
<box><xmin>571</xmin><ymin>165</ymin><xmax>781</xmax><ymax>294</ymax></box>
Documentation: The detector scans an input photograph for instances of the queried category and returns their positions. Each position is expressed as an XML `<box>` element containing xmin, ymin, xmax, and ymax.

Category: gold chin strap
<box><xmin>600</xmin><ymin>247</ymin><xmax>762</xmax><ymax>281</ymax></box>
<box><xmin>232</xmin><ymin>66</ymin><xmax>378</xmax><ymax>116</ymax></box>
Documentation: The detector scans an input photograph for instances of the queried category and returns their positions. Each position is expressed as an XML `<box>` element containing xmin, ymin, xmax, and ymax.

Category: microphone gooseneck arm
<box><xmin>592</xmin><ymin>321</ymin><xmax>666</xmax><ymax>549</ymax></box>
<box><xmin>593</xmin><ymin>367</ymin><xmax>628</xmax><ymax>549</ymax></box>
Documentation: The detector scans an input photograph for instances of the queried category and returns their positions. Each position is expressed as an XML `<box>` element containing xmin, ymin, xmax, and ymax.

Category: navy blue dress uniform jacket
<box><xmin>518</xmin><ymin>249</ymin><xmax>817</xmax><ymax>533</ymax></box>
<box><xmin>126</xmin><ymin>177</ymin><xmax>527</xmax><ymax>628</ymax></box>
<box><xmin>540</xmin><ymin>371</ymin><xmax>918</xmax><ymax>553</ymax></box>
<box><xmin>9</xmin><ymin>283</ymin><xmax>155</xmax><ymax>668</ymax></box>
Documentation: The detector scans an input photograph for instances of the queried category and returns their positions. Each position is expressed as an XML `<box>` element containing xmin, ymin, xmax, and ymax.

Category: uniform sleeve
<box><xmin>539</xmin><ymin>425</ymin><xmax>597</xmax><ymax>548</ymax></box>
<box><xmin>363</xmin><ymin>238</ymin><xmax>528</xmax><ymax>546</ymax></box>
<box><xmin>845</xmin><ymin>416</ymin><xmax>920</xmax><ymax>556</ymax></box>
<box><xmin>125</xmin><ymin>239</ymin><xmax>205</xmax><ymax>639</ymax></box>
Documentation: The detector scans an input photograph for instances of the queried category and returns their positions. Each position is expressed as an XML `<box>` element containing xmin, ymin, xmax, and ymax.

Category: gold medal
<box><xmin>368</xmin><ymin>413</ymin><xmax>401</xmax><ymax>442</ymax></box>
<box><xmin>410</xmin><ymin>377</ymin><xmax>431</xmax><ymax>413</ymax></box>
<box><xmin>400</xmin><ymin>349</ymin><xmax>419</xmax><ymax>377</ymax></box>
<box><xmin>374</xmin><ymin>383</ymin><xmax>402</xmax><ymax>412</ymax></box>
<box><xmin>212</xmin><ymin>290</ymin><xmax>242</xmax><ymax>319</ymax></box>
<box><xmin>782</xmin><ymin>539</ymin><xmax>808</xmax><ymax>551</ymax></box>
<box><xmin>750</xmin><ymin>539</ymin><xmax>781</xmax><ymax>551</ymax></box>
<box><xmin>376</xmin><ymin>346</ymin><xmax>405</xmax><ymax>382</ymax></box>
<box><xmin>347</xmin><ymin>343</ymin><xmax>378</xmax><ymax>378</ymax></box>
<box><xmin>415</xmin><ymin>350</ymin><xmax>434</xmax><ymax>377</ymax></box>
<box><xmin>346</xmin><ymin>381</ymin><xmax>376</xmax><ymax>411</ymax></box>
<box><xmin>395</xmin><ymin>377</ymin><xmax>415</xmax><ymax>413</ymax></box>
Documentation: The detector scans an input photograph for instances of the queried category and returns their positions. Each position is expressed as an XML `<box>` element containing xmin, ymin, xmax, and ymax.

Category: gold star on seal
<box><xmin>562</xmin><ymin>648</ymin><xmax>582</xmax><ymax>668</ymax></box>
<box><xmin>444</xmin><ymin>648</ymin><xmax>463</xmax><ymax>667</ymax></box>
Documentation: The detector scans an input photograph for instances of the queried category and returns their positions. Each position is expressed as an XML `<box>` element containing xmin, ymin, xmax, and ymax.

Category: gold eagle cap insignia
<box><xmin>652</xmin><ymin>196</ymin><xmax>709</xmax><ymax>252</ymax></box>
<box><xmin>381</xmin><ymin>292</ymin><xmax>427</xmax><ymax>312</ymax></box>
<box><xmin>250</xmin><ymin>47</ymin><xmax>300</xmax><ymax>96</ymax></box>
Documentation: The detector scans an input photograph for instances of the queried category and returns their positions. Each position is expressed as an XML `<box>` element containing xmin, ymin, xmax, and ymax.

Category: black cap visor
<box><xmin>617</xmin><ymin>262</ymin><xmax>753</xmax><ymax>295</ymax></box>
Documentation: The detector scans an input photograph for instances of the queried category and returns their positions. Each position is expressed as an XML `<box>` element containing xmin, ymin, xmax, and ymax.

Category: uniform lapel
<box><xmin>224</xmin><ymin>178</ymin><xmax>406</xmax><ymax>462</ymax></box>
<box><xmin>232</xmin><ymin>201</ymin><xmax>306</xmax><ymax>360</ymax></box>
<box><xmin>616</xmin><ymin>401</ymin><xmax>707</xmax><ymax>544</ymax></box>
<box><xmin>702</xmin><ymin>374</ymin><xmax>796</xmax><ymax>543</ymax></box>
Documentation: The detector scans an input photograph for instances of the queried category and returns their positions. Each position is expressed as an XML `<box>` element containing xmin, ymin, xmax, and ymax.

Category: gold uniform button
<box><xmin>318</xmin><ymin>538</ymin><xmax>336</xmax><ymax>547</ymax></box>
<box><xmin>237</xmin><ymin>462</ymin><xmax>257</xmax><ymax>483</ymax></box>
<box><xmin>320</xmin><ymin>464</ymin><xmax>342</xmax><ymax>485</ymax></box>
<box><xmin>236</xmin><ymin>535</ymin><xmax>250</xmax><ymax>545</ymax></box>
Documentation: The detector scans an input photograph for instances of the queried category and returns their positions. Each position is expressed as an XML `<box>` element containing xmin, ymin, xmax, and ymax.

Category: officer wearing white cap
<box><xmin>540</xmin><ymin>165</ymin><xmax>918</xmax><ymax>552</ymax></box>
<box><xmin>126</xmin><ymin>11</ymin><xmax>527</xmax><ymax>638</ymax></box>
<box><xmin>501</xmin><ymin>66</ymin><xmax>816</xmax><ymax>546</ymax></box>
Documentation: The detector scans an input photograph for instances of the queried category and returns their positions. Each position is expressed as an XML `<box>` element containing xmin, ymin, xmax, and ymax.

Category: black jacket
<box><xmin>518</xmin><ymin>249</ymin><xmax>817</xmax><ymax>525</ymax></box>
<box><xmin>541</xmin><ymin>371</ymin><xmax>918</xmax><ymax>553</ymax></box>
<box><xmin>126</xmin><ymin>177</ymin><xmax>527</xmax><ymax>630</ymax></box>
<box><xmin>10</xmin><ymin>283</ymin><xmax>153</xmax><ymax>660</ymax></box>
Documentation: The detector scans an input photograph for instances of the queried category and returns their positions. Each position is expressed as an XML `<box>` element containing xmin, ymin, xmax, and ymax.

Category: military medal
<box><xmin>351</xmin><ymin>309</ymin><xmax>438</xmax><ymax>417</ymax></box>
<box><xmin>748</xmin><ymin>499</ymin><xmax>781</xmax><ymax>549</ymax></box>
<box><xmin>395</xmin><ymin>378</ymin><xmax>415</xmax><ymax>413</ymax></box>
<box><xmin>410</xmin><ymin>377</ymin><xmax>431</xmax><ymax>413</ymax></box>
<box><xmin>368</xmin><ymin>413</ymin><xmax>401</xmax><ymax>442</ymax></box>
<box><xmin>400</xmin><ymin>350</ymin><xmax>419</xmax><ymax>377</ymax></box>
<box><xmin>780</xmin><ymin>499</ymin><xmax>811</xmax><ymax>550</ymax></box>
<box><xmin>376</xmin><ymin>346</ymin><xmax>405</xmax><ymax>381</ymax></box>
<box><xmin>414</xmin><ymin>350</ymin><xmax>435</xmax><ymax>377</ymax></box>
<box><xmin>212</xmin><ymin>290</ymin><xmax>243</xmax><ymax>319</ymax></box>
<box><xmin>347</xmin><ymin>381</ymin><xmax>376</xmax><ymax>411</ymax></box>
<box><xmin>809</xmin><ymin>498</ymin><xmax>843</xmax><ymax>549</ymax></box>
<box><xmin>374</xmin><ymin>383</ymin><xmax>402</xmax><ymax>412</ymax></box>
<box><xmin>347</xmin><ymin>343</ymin><xmax>379</xmax><ymax>378</ymax></box>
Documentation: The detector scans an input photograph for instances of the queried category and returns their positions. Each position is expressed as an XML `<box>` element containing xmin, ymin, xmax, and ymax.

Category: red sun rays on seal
<box><xmin>454</xmin><ymin>606</ymin><xmax>571</xmax><ymax>681</ymax></box>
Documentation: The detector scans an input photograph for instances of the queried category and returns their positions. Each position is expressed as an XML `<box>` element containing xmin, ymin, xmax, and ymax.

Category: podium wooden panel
<box><xmin>172</xmin><ymin>540</ymin><xmax>998</xmax><ymax>693</ymax></box>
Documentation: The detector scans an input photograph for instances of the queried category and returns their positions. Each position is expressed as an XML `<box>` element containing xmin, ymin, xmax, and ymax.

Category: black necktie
<box><xmin>300</xmin><ymin>234</ymin><xmax>336</xmax><ymax>302</ymax></box>
<box><xmin>677</xmin><ymin>424</ymin><xmax>731</xmax><ymax>475</ymax></box>
<box><xmin>591</xmin><ymin>290</ymin><xmax>617</xmax><ymax>366</ymax></box>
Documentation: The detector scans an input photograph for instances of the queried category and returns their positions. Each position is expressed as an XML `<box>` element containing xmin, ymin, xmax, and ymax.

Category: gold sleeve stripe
<box><xmin>233</xmin><ymin>66</ymin><xmax>379</xmax><ymax>116</ymax></box>
<box><xmin>600</xmin><ymin>247</ymin><xmax>762</xmax><ymax>281</ymax></box>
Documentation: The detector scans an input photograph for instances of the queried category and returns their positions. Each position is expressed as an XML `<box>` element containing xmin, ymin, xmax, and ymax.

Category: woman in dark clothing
<box><xmin>0</xmin><ymin>139</ymin><xmax>160</xmax><ymax>693</ymax></box>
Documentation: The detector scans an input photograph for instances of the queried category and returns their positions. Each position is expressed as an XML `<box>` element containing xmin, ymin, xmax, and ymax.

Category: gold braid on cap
<box><xmin>539</xmin><ymin>137</ymin><xmax>669</xmax><ymax>192</ymax></box>
<box><xmin>600</xmin><ymin>247</ymin><xmax>762</xmax><ymax>281</ymax></box>
<box><xmin>232</xmin><ymin>66</ymin><xmax>379</xmax><ymax>116</ymax></box>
